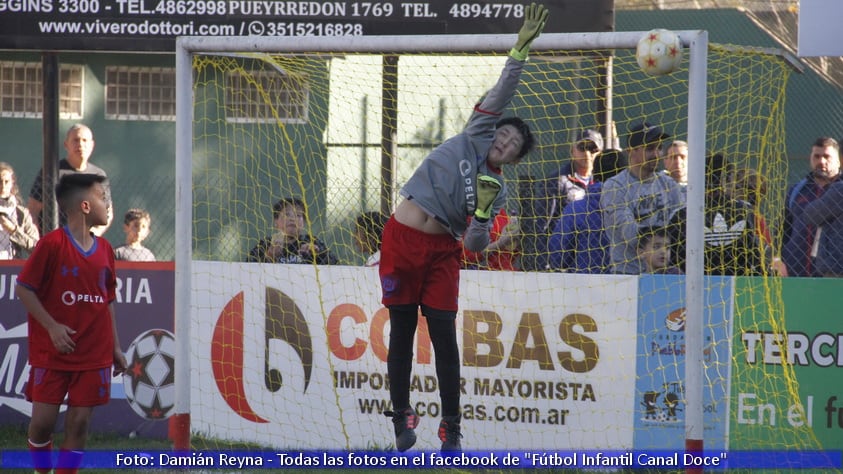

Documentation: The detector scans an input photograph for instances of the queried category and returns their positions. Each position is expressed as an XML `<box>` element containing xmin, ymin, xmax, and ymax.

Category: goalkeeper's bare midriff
<box><xmin>394</xmin><ymin>198</ymin><xmax>450</xmax><ymax>235</ymax></box>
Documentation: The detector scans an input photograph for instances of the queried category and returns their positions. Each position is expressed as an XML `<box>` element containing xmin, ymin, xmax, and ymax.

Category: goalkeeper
<box><xmin>380</xmin><ymin>3</ymin><xmax>547</xmax><ymax>452</ymax></box>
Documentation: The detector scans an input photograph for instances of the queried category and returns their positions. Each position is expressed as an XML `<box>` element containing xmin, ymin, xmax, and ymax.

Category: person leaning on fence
<box><xmin>461</xmin><ymin>207</ymin><xmax>519</xmax><ymax>271</ymax></box>
<box><xmin>727</xmin><ymin>166</ymin><xmax>787</xmax><ymax>276</ymax></box>
<box><xmin>781</xmin><ymin>137</ymin><xmax>842</xmax><ymax>277</ymax></box>
<box><xmin>663</xmin><ymin>140</ymin><xmax>689</xmax><ymax>197</ymax></box>
<box><xmin>354</xmin><ymin>210</ymin><xmax>388</xmax><ymax>267</ymax></box>
<box><xmin>599</xmin><ymin>121</ymin><xmax>684</xmax><ymax>274</ymax></box>
<box><xmin>113</xmin><ymin>208</ymin><xmax>156</xmax><ymax>262</ymax></box>
<box><xmin>668</xmin><ymin>153</ymin><xmax>770</xmax><ymax>276</ymax></box>
<box><xmin>378</xmin><ymin>3</ymin><xmax>547</xmax><ymax>453</ymax></box>
<box><xmin>801</xmin><ymin>171</ymin><xmax>843</xmax><ymax>277</ymax></box>
<box><xmin>519</xmin><ymin>128</ymin><xmax>604</xmax><ymax>271</ymax></box>
<box><xmin>547</xmin><ymin>148</ymin><xmax>626</xmax><ymax>273</ymax></box>
<box><xmin>17</xmin><ymin>173</ymin><xmax>126</xmax><ymax>474</ymax></box>
<box><xmin>0</xmin><ymin>161</ymin><xmax>39</xmax><ymax>259</ymax></box>
<box><xmin>248</xmin><ymin>197</ymin><xmax>338</xmax><ymax>265</ymax></box>
<box><xmin>27</xmin><ymin>124</ymin><xmax>113</xmax><ymax>237</ymax></box>
<box><xmin>637</xmin><ymin>226</ymin><xmax>682</xmax><ymax>274</ymax></box>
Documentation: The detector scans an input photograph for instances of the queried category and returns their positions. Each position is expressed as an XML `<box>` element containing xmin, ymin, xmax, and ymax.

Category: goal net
<box><xmin>175</xmin><ymin>32</ymin><xmax>827</xmax><ymax>457</ymax></box>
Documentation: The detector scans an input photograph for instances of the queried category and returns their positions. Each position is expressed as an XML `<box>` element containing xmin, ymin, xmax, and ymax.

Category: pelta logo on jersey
<box><xmin>61</xmin><ymin>291</ymin><xmax>105</xmax><ymax>305</ymax></box>
<box><xmin>210</xmin><ymin>287</ymin><xmax>313</xmax><ymax>423</ymax></box>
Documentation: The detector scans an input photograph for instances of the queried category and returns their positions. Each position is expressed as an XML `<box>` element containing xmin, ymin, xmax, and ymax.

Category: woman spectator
<box><xmin>0</xmin><ymin>162</ymin><xmax>39</xmax><ymax>259</ymax></box>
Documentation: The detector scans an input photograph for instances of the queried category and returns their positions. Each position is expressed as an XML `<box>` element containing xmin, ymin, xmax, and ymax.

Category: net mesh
<box><xmin>185</xmin><ymin>40</ymin><xmax>829</xmax><ymax>456</ymax></box>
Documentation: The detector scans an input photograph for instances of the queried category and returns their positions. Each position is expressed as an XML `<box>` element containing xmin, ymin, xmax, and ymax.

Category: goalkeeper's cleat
<box><xmin>438</xmin><ymin>414</ymin><xmax>463</xmax><ymax>452</ymax></box>
<box><xmin>384</xmin><ymin>407</ymin><xmax>419</xmax><ymax>452</ymax></box>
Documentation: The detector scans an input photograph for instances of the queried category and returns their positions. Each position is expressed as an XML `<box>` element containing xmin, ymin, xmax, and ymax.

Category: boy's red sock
<box><xmin>55</xmin><ymin>449</ymin><xmax>84</xmax><ymax>474</ymax></box>
<box><xmin>28</xmin><ymin>438</ymin><xmax>53</xmax><ymax>474</ymax></box>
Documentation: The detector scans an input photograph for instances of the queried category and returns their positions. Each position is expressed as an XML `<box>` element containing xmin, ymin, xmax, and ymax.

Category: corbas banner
<box><xmin>0</xmin><ymin>0</ymin><xmax>614</xmax><ymax>52</ymax></box>
<box><xmin>0</xmin><ymin>261</ymin><xmax>175</xmax><ymax>439</ymax></box>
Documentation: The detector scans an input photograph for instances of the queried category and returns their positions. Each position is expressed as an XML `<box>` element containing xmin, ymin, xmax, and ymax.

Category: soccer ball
<box><xmin>636</xmin><ymin>29</ymin><xmax>683</xmax><ymax>76</ymax></box>
<box><xmin>123</xmin><ymin>329</ymin><xmax>176</xmax><ymax>420</ymax></box>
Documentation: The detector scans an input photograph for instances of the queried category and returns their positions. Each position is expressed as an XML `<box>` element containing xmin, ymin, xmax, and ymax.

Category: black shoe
<box><xmin>384</xmin><ymin>407</ymin><xmax>419</xmax><ymax>452</ymax></box>
<box><xmin>438</xmin><ymin>414</ymin><xmax>462</xmax><ymax>451</ymax></box>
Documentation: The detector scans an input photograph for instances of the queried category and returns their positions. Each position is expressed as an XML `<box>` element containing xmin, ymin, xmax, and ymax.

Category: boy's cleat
<box><xmin>384</xmin><ymin>407</ymin><xmax>419</xmax><ymax>452</ymax></box>
<box><xmin>438</xmin><ymin>414</ymin><xmax>462</xmax><ymax>452</ymax></box>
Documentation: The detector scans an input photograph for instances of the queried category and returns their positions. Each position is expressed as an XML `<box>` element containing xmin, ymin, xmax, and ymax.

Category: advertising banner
<box><xmin>730</xmin><ymin>277</ymin><xmax>843</xmax><ymax>451</ymax></box>
<box><xmin>632</xmin><ymin>274</ymin><xmax>733</xmax><ymax>450</ymax></box>
<box><xmin>0</xmin><ymin>261</ymin><xmax>175</xmax><ymax>438</ymax></box>
<box><xmin>191</xmin><ymin>263</ymin><xmax>639</xmax><ymax>450</ymax></box>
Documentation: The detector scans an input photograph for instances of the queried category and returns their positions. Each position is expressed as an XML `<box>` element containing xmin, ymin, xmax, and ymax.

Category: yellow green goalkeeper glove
<box><xmin>510</xmin><ymin>3</ymin><xmax>549</xmax><ymax>61</ymax></box>
<box><xmin>475</xmin><ymin>174</ymin><xmax>502</xmax><ymax>221</ymax></box>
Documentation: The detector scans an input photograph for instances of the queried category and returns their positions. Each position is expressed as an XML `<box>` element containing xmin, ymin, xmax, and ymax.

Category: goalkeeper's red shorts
<box><xmin>379</xmin><ymin>216</ymin><xmax>461</xmax><ymax>313</ymax></box>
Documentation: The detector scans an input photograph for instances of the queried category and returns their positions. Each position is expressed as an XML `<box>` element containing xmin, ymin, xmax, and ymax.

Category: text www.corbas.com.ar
<box><xmin>358</xmin><ymin>399</ymin><xmax>569</xmax><ymax>425</ymax></box>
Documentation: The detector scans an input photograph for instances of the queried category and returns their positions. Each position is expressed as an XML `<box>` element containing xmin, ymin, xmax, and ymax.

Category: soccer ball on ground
<box><xmin>636</xmin><ymin>29</ymin><xmax>683</xmax><ymax>76</ymax></box>
<box><xmin>123</xmin><ymin>329</ymin><xmax>176</xmax><ymax>420</ymax></box>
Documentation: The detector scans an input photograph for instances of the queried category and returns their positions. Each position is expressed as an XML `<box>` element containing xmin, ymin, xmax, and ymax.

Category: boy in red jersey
<box><xmin>17</xmin><ymin>173</ymin><xmax>127</xmax><ymax>474</ymax></box>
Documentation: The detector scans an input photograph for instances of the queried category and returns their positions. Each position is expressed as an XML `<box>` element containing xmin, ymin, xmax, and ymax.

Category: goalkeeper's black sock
<box><xmin>387</xmin><ymin>306</ymin><xmax>418</xmax><ymax>410</ymax></box>
<box><xmin>427</xmin><ymin>317</ymin><xmax>460</xmax><ymax>416</ymax></box>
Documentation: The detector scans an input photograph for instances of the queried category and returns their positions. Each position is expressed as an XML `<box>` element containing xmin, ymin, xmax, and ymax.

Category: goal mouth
<box><xmin>172</xmin><ymin>33</ymin><xmax>808</xmax><ymax>454</ymax></box>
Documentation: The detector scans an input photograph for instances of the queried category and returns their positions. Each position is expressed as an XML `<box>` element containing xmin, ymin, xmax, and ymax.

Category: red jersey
<box><xmin>462</xmin><ymin>209</ymin><xmax>518</xmax><ymax>271</ymax></box>
<box><xmin>18</xmin><ymin>227</ymin><xmax>117</xmax><ymax>370</ymax></box>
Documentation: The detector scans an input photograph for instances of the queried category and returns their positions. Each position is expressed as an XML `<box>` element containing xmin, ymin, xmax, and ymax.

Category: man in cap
<box><xmin>520</xmin><ymin>128</ymin><xmax>604</xmax><ymax>271</ymax></box>
<box><xmin>600</xmin><ymin>121</ymin><xmax>684</xmax><ymax>274</ymax></box>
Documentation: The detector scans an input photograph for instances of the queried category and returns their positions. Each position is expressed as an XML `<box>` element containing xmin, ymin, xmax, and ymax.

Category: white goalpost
<box><xmin>173</xmin><ymin>31</ymin><xmax>708</xmax><ymax>451</ymax></box>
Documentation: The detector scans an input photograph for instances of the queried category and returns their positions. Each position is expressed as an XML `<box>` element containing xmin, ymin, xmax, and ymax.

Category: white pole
<box><xmin>177</xmin><ymin>31</ymin><xmax>704</xmax><ymax>54</ymax></box>
<box><xmin>172</xmin><ymin>38</ymin><xmax>193</xmax><ymax>450</ymax></box>
<box><xmin>684</xmin><ymin>30</ymin><xmax>708</xmax><ymax>468</ymax></box>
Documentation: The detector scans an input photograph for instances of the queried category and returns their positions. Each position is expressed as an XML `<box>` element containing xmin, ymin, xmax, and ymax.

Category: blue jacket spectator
<box><xmin>802</xmin><ymin>179</ymin><xmax>843</xmax><ymax>277</ymax></box>
<box><xmin>782</xmin><ymin>137</ymin><xmax>842</xmax><ymax>277</ymax></box>
<box><xmin>547</xmin><ymin>149</ymin><xmax>626</xmax><ymax>273</ymax></box>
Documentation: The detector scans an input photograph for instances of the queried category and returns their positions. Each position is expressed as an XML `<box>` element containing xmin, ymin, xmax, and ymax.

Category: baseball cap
<box><xmin>574</xmin><ymin>129</ymin><xmax>604</xmax><ymax>151</ymax></box>
<box><xmin>627</xmin><ymin>121</ymin><xmax>670</xmax><ymax>148</ymax></box>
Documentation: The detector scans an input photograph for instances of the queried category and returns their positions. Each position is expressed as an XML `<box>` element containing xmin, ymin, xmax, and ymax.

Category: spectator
<box><xmin>520</xmin><ymin>128</ymin><xmax>603</xmax><ymax>271</ymax></box>
<box><xmin>802</xmin><ymin>177</ymin><xmax>843</xmax><ymax>277</ymax></box>
<box><xmin>462</xmin><ymin>208</ymin><xmax>519</xmax><ymax>271</ymax></box>
<box><xmin>782</xmin><ymin>137</ymin><xmax>842</xmax><ymax>277</ymax></box>
<box><xmin>248</xmin><ymin>197</ymin><xmax>337</xmax><ymax>265</ymax></box>
<box><xmin>600</xmin><ymin>121</ymin><xmax>683</xmax><ymax>274</ymax></box>
<box><xmin>28</xmin><ymin>124</ymin><xmax>113</xmax><ymax>237</ymax></box>
<box><xmin>663</xmin><ymin>140</ymin><xmax>689</xmax><ymax>197</ymax></box>
<box><xmin>378</xmin><ymin>3</ymin><xmax>546</xmax><ymax>452</ymax></box>
<box><xmin>0</xmin><ymin>162</ymin><xmax>39</xmax><ymax>259</ymax></box>
<box><xmin>16</xmin><ymin>173</ymin><xmax>126</xmax><ymax>474</ymax></box>
<box><xmin>668</xmin><ymin>153</ymin><xmax>769</xmax><ymax>276</ymax></box>
<box><xmin>637</xmin><ymin>226</ymin><xmax>682</xmax><ymax>274</ymax></box>
<box><xmin>727</xmin><ymin>167</ymin><xmax>787</xmax><ymax>275</ymax></box>
<box><xmin>354</xmin><ymin>211</ymin><xmax>388</xmax><ymax>267</ymax></box>
<box><xmin>547</xmin><ymin>149</ymin><xmax>626</xmax><ymax>273</ymax></box>
<box><xmin>114</xmin><ymin>208</ymin><xmax>156</xmax><ymax>262</ymax></box>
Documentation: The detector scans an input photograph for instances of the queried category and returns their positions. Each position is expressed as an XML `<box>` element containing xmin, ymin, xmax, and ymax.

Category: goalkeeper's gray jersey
<box><xmin>399</xmin><ymin>57</ymin><xmax>524</xmax><ymax>240</ymax></box>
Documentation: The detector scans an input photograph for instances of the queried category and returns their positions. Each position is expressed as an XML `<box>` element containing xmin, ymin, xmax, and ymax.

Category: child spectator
<box><xmin>0</xmin><ymin>162</ymin><xmax>39</xmax><ymax>259</ymax></box>
<box><xmin>462</xmin><ymin>208</ymin><xmax>519</xmax><ymax>271</ymax></box>
<box><xmin>637</xmin><ymin>226</ymin><xmax>682</xmax><ymax>274</ymax></box>
<box><xmin>17</xmin><ymin>173</ymin><xmax>126</xmax><ymax>474</ymax></box>
<box><xmin>114</xmin><ymin>208</ymin><xmax>156</xmax><ymax>261</ymax></box>
<box><xmin>355</xmin><ymin>211</ymin><xmax>388</xmax><ymax>267</ymax></box>
<box><xmin>248</xmin><ymin>197</ymin><xmax>337</xmax><ymax>265</ymax></box>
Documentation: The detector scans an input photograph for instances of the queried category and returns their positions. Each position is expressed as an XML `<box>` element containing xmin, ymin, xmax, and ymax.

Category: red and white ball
<box><xmin>636</xmin><ymin>29</ymin><xmax>683</xmax><ymax>76</ymax></box>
